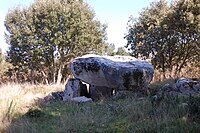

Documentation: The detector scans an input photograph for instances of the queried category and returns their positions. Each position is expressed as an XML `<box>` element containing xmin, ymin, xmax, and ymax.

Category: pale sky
<box><xmin>0</xmin><ymin>0</ymin><xmax>171</xmax><ymax>52</ymax></box>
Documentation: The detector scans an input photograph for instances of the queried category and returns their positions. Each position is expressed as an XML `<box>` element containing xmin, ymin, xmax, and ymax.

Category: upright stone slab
<box><xmin>69</xmin><ymin>54</ymin><xmax>154</xmax><ymax>92</ymax></box>
<box><xmin>63</xmin><ymin>78</ymin><xmax>89</xmax><ymax>101</ymax></box>
<box><xmin>89</xmin><ymin>85</ymin><xmax>114</xmax><ymax>101</ymax></box>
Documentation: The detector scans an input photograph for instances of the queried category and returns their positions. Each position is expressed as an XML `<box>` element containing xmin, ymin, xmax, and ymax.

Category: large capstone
<box><xmin>69</xmin><ymin>54</ymin><xmax>154</xmax><ymax>92</ymax></box>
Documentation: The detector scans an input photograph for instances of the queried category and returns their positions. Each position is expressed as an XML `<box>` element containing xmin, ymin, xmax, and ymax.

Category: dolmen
<box><xmin>63</xmin><ymin>54</ymin><xmax>154</xmax><ymax>102</ymax></box>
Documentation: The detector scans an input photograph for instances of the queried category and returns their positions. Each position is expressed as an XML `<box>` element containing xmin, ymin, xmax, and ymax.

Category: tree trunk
<box><xmin>161</xmin><ymin>54</ymin><xmax>166</xmax><ymax>80</ymax></box>
<box><xmin>56</xmin><ymin>65</ymin><xmax>63</xmax><ymax>85</ymax></box>
<box><xmin>41</xmin><ymin>71</ymin><xmax>49</xmax><ymax>85</ymax></box>
<box><xmin>53</xmin><ymin>70</ymin><xmax>56</xmax><ymax>84</ymax></box>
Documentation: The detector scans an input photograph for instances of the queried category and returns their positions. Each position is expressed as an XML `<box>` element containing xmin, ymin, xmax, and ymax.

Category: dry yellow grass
<box><xmin>0</xmin><ymin>83</ymin><xmax>64</xmax><ymax>132</ymax></box>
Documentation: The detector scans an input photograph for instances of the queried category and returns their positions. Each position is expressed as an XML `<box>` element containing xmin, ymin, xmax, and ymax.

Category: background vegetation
<box><xmin>1</xmin><ymin>0</ymin><xmax>199</xmax><ymax>84</ymax></box>
<box><xmin>4</xmin><ymin>0</ymin><xmax>109</xmax><ymax>84</ymax></box>
<box><xmin>125</xmin><ymin>0</ymin><xmax>199</xmax><ymax>80</ymax></box>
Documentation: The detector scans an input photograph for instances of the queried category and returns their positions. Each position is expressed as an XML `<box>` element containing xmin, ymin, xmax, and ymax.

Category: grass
<box><xmin>0</xmin><ymin>83</ymin><xmax>63</xmax><ymax>132</ymax></box>
<box><xmin>148</xmin><ymin>78</ymin><xmax>175</xmax><ymax>94</ymax></box>
<box><xmin>0</xmin><ymin>82</ymin><xmax>200</xmax><ymax>133</ymax></box>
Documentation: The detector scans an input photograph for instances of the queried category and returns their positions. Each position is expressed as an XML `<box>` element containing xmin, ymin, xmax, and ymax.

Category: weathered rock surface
<box><xmin>89</xmin><ymin>85</ymin><xmax>114</xmax><ymax>101</ymax></box>
<box><xmin>176</xmin><ymin>78</ymin><xmax>199</xmax><ymax>89</ymax></box>
<box><xmin>175</xmin><ymin>78</ymin><xmax>200</xmax><ymax>95</ymax></box>
<box><xmin>63</xmin><ymin>78</ymin><xmax>90</xmax><ymax>101</ymax></box>
<box><xmin>71</xmin><ymin>96</ymin><xmax>92</xmax><ymax>103</ymax></box>
<box><xmin>51</xmin><ymin>91</ymin><xmax>64</xmax><ymax>100</ymax></box>
<box><xmin>161</xmin><ymin>83</ymin><xmax>178</xmax><ymax>93</ymax></box>
<box><xmin>70</xmin><ymin>54</ymin><xmax>154</xmax><ymax>92</ymax></box>
<box><xmin>153</xmin><ymin>78</ymin><xmax>200</xmax><ymax>101</ymax></box>
<box><xmin>38</xmin><ymin>91</ymin><xmax>64</xmax><ymax>104</ymax></box>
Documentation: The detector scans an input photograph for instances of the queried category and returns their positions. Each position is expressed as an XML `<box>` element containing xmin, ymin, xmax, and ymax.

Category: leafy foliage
<box><xmin>0</xmin><ymin>49</ymin><xmax>3</xmax><ymax>64</ymax></box>
<box><xmin>125</xmin><ymin>0</ymin><xmax>200</xmax><ymax>78</ymax></box>
<box><xmin>5</xmin><ymin>0</ymin><xmax>108</xmax><ymax>84</ymax></box>
<box><xmin>103</xmin><ymin>43</ymin><xmax>116</xmax><ymax>56</ymax></box>
<box><xmin>116</xmin><ymin>47</ymin><xmax>129</xmax><ymax>56</ymax></box>
<box><xmin>0</xmin><ymin>49</ymin><xmax>12</xmax><ymax>83</ymax></box>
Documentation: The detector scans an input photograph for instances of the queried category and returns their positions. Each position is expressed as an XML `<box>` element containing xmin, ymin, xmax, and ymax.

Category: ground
<box><xmin>0</xmin><ymin>81</ymin><xmax>200</xmax><ymax>133</ymax></box>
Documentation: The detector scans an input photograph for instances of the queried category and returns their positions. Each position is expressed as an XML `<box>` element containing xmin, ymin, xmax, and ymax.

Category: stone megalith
<box><xmin>69</xmin><ymin>54</ymin><xmax>154</xmax><ymax>92</ymax></box>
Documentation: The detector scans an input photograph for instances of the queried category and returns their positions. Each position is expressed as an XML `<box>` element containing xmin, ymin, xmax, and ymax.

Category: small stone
<box><xmin>71</xmin><ymin>96</ymin><xmax>92</xmax><ymax>103</ymax></box>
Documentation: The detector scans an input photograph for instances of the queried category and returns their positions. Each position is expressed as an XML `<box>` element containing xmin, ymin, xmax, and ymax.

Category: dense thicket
<box><xmin>4</xmin><ymin>0</ymin><xmax>108</xmax><ymax>84</ymax></box>
<box><xmin>125</xmin><ymin>0</ymin><xmax>200</xmax><ymax>79</ymax></box>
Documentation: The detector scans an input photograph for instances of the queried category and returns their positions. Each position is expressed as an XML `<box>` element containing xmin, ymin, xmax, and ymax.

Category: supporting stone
<box><xmin>63</xmin><ymin>78</ymin><xmax>90</xmax><ymax>101</ymax></box>
<box><xmin>89</xmin><ymin>85</ymin><xmax>114</xmax><ymax>101</ymax></box>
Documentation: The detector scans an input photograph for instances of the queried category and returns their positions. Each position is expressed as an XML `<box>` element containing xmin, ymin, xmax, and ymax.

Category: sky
<box><xmin>0</xmin><ymin>0</ymin><xmax>170</xmax><ymax>52</ymax></box>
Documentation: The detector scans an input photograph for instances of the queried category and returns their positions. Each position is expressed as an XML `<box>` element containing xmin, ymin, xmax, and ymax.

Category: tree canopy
<box><xmin>116</xmin><ymin>47</ymin><xmax>129</xmax><ymax>56</ymax></box>
<box><xmin>5</xmin><ymin>0</ymin><xmax>108</xmax><ymax>84</ymax></box>
<box><xmin>0</xmin><ymin>49</ymin><xmax>3</xmax><ymax>64</ymax></box>
<box><xmin>125</xmin><ymin>0</ymin><xmax>200</xmax><ymax>79</ymax></box>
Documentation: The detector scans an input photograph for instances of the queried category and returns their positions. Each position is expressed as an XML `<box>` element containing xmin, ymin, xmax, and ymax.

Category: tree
<box><xmin>163</xmin><ymin>0</ymin><xmax>200</xmax><ymax>76</ymax></box>
<box><xmin>125</xmin><ymin>0</ymin><xmax>199</xmax><ymax>79</ymax></box>
<box><xmin>0</xmin><ymin>49</ymin><xmax>3</xmax><ymax>64</ymax></box>
<box><xmin>116</xmin><ymin>47</ymin><xmax>129</xmax><ymax>56</ymax></box>
<box><xmin>0</xmin><ymin>49</ymin><xmax>4</xmax><ymax>82</ymax></box>
<box><xmin>5</xmin><ymin>0</ymin><xmax>107</xmax><ymax>84</ymax></box>
<box><xmin>0</xmin><ymin>49</ymin><xmax>12</xmax><ymax>83</ymax></box>
<box><xmin>103</xmin><ymin>43</ymin><xmax>115</xmax><ymax>56</ymax></box>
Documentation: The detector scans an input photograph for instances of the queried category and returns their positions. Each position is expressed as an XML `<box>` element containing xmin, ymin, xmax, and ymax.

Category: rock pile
<box><xmin>175</xmin><ymin>78</ymin><xmax>200</xmax><ymax>95</ymax></box>
<box><xmin>152</xmin><ymin>78</ymin><xmax>200</xmax><ymax>103</ymax></box>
